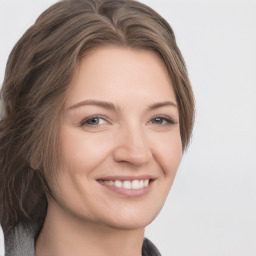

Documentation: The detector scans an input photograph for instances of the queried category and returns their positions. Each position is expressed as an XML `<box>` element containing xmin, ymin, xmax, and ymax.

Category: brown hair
<box><xmin>0</xmin><ymin>0</ymin><xmax>194</xmax><ymax>233</ymax></box>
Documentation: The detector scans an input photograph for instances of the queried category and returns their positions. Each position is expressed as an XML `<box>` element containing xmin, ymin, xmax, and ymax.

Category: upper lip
<box><xmin>97</xmin><ymin>175</ymin><xmax>157</xmax><ymax>181</ymax></box>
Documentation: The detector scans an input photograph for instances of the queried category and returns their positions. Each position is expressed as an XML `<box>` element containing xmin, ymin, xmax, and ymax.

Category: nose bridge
<box><xmin>113</xmin><ymin>120</ymin><xmax>152</xmax><ymax>166</ymax></box>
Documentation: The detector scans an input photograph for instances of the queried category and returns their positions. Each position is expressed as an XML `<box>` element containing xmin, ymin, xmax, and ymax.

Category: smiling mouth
<box><xmin>97</xmin><ymin>175</ymin><xmax>157</xmax><ymax>197</ymax></box>
<box><xmin>99</xmin><ymin>179</ymin><xmax>150</xmax><ymax>189</ymax></box>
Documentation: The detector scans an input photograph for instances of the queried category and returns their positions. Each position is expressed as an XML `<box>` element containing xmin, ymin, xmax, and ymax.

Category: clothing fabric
<box><xmin>4</xmin><ymin>222</ymin><xmax>161</xmax><ymax>256</ymax></box>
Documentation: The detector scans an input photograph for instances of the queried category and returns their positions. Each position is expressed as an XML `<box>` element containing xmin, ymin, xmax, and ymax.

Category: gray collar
<box><xmin>4</xmin><ymin>222</ymin><xmax>161</xmax><ymax>256</ymax></box>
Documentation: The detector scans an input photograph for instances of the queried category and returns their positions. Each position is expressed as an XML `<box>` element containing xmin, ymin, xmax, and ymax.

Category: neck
<box><xmin>35</xmin><ymin>200</ymin><xmax>145</xmax><ymax>256</ymax></box>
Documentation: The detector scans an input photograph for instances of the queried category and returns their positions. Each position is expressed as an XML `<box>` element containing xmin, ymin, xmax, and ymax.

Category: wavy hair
<box><xmin>0</xmin><ymin>0</ymin><xmax>194</xmax><ymax>233</ymax></box>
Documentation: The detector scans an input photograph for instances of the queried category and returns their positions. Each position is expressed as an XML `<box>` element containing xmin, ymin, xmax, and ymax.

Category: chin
<box><xmin>98</xmin><ymin>205</ymin><xmax>162</xmax><ymax>231</ymax></box>
<box><xmin>103</xmin><ymin>217</ymin><xmax>153</xmax><ymax>231</ymax></box>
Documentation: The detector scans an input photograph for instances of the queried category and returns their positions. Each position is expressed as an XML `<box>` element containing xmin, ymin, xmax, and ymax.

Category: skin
<box><xmin>36</xmin><ymin>46</ymin><xmax>182</xmax><ymax>256</ymax></box>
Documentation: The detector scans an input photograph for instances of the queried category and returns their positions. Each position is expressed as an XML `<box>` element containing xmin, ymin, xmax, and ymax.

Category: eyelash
<box><xmin>80</xmin><ymin>115</ymin><xmax>175</xmax><ymax>128</ymax></box>
<box><xmin>148</xmin><ymin>116</ymin><xmax>175</xmax><ymax>125</ymax></box>
<box><xmin>80</xmin><ymin>115</ymin><xmax>108</xmax><ymax>127</ymax></box>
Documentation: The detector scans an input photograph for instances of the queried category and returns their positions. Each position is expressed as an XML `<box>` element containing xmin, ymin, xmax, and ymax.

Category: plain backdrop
<box><xmin>0</xmin><ymin>0</ymin><xmax>255</xmax><ymax>255</ymax></box>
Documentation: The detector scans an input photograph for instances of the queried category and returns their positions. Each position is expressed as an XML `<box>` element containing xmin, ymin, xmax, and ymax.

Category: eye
<box><xmin>149</xmin><ymin>116</ymin><xmax>175</xmax><ymax>125</ymax></box>
<box><xmin>80</xmin><ymin>116</ymin><xmax>107</xmax><ymax>127</ymax></box>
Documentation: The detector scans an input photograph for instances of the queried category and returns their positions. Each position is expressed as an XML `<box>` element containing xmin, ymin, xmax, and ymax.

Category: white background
<box><xmin>0</xmin><ymin>0</ymin><xmax>256</xmax><ymax>255</ymax></box>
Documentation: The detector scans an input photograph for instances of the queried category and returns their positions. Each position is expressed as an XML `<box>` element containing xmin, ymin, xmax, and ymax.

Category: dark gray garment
<box><xmin>4</xmin><ymin>222</ymin><xmax>161</xmax><ymax>256</ymax></box>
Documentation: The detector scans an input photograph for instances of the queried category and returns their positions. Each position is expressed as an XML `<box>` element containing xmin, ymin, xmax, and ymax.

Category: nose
<box><xmin>112</xmin><ymin>125</ymin><xmax>153</xmax><ymax>167</ymax></box>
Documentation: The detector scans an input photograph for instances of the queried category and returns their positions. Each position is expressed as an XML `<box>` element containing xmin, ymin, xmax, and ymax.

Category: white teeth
<box><xmin>114</xmin><ymin>180</ymin><xmax>122</xmax><ymax>188</ymax></box>
<box><xmin>131</xmin><ymin>180</ymin><xmax>140</xmax><ymax>189</ymax></box>
<box><xmin>102</xmin><ymin>179</ymin><xmax>150</xmax><ymax>189</ymax></box>
<box><xmin>123</xmin><ymin>181</ymin><xmax>132</xmax><ymax>189</ymax></box>
<box><xmin>104</xmin><ymin>180</ymin><xmax>114</xmax><ymax>186</ymax></box>
<box><xmin>144</xmin><ymin>179</ymin><xmax>149</xmax><ymax>187</ymax></box>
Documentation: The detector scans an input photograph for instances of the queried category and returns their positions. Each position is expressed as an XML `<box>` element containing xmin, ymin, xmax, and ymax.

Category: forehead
<box><xmin>65</xmin><ymin>46</ymin><xmax>176</xmax><ymax>108</ymax></box>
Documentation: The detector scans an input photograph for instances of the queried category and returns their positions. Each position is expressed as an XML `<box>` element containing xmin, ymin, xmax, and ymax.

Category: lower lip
<box><xmin>97</xmin><ymin>180</ymin><xmax>154</xmax><ymax>197</ymax></box>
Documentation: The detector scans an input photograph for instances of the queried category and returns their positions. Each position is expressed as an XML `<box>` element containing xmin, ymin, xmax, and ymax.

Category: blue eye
<box><xmin>150</xmin><ymin>116</ymin><xmax>175</xmax><ymax>125</ymax></box>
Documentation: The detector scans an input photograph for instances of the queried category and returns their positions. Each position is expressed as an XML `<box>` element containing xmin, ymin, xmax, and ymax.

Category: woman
<box><xmin>0</xmin><ymin>0</ymin><xmax>194</xmax><ymax>255</ymax></box>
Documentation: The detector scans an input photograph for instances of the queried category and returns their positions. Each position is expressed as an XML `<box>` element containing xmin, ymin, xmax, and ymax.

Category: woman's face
<box><xmin>53</xmin><ymin>46</ymin><xmax>182</xmax><ymax>230</ymax></box>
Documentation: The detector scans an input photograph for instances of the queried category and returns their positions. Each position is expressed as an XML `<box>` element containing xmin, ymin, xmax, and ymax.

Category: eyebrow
<box><xmin>147</xmin><ymin>101</ymin><xmax>177</xmax><ymax>110</ymax></box>
<box><xmin>68</xmin><ymin>100</ymin><xmax>120</xmax><ymax>112</ymax></box>
<box><xmin>67</xmin><ymin>99</ymin><xmax>177</xmax><ymax>112</ymax></box>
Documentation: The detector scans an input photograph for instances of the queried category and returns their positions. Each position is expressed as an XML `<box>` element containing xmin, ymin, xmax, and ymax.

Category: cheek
<box><xmin>59</xmin><ymin>127</ymin><xmax>110</xmax><ymax>175</ymax></box>
<box><xmin>151</xmin><ymin>131</ymin><xmax>182</xmax><ymax>208</ymax></box>
<box><xmin>151</xmin><ymin>130</ymin><xmax>183</xmax><ymax>176</ymax></box>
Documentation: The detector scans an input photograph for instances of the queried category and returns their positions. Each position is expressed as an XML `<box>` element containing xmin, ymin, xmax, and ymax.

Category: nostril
<box><xmin>112</xmin><ymin>146</ymin><xmax>152</xmax><ymax>166</ymax></box>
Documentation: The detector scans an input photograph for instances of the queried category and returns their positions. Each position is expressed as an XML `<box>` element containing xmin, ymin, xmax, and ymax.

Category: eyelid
<box><xmin>79</xmin><ymin>114</ymin><xmax>176</xmax><ymax>128</ymax></box>
<box><xmin>147</xmin><ymin>115</ymin><xmax>176</xmax><ymax>125</ymax></box>
<box><xmin>80</xmin><ymin>115</ymin><xmax>109</xmax><ymax>127</ymax></box>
